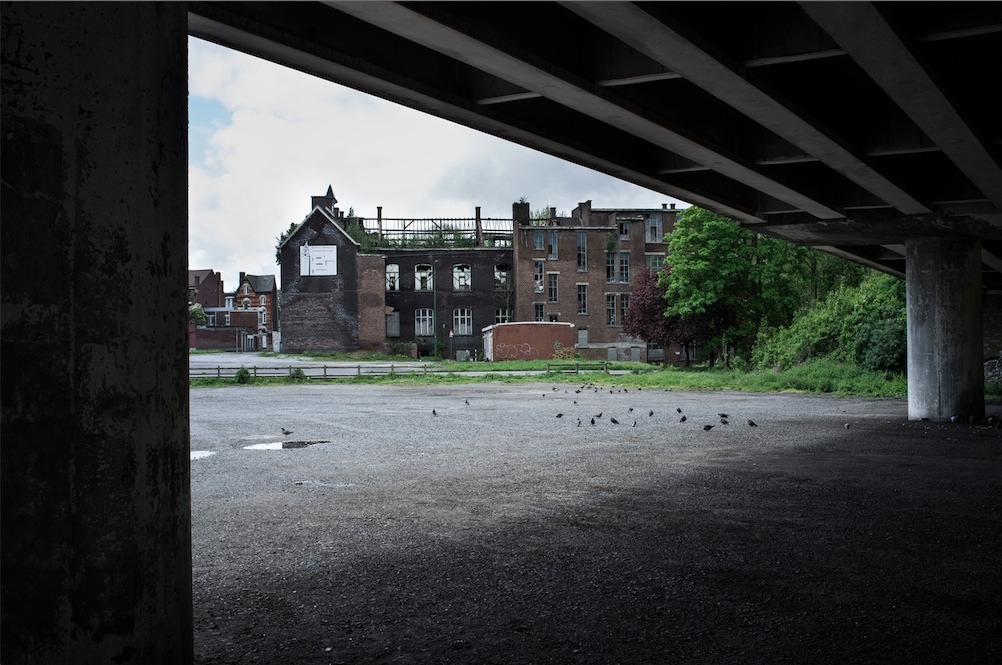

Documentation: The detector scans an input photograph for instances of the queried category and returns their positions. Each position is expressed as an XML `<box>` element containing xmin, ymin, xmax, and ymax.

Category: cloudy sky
<box><xmin>188</xmin><ymin>37</ymin><xmax>688</xmax><ymax>290</ymax></box>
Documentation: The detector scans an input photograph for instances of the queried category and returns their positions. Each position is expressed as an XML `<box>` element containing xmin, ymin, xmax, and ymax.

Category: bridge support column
<box><xmin>1</xmin><ymin>3</ymin><xmax>191</xmax><ymax>663</ymax></box>
<box><xmin>906</xmin><ymin>237</ymin><xmax>984</xmax><ymax>421</ymax></box>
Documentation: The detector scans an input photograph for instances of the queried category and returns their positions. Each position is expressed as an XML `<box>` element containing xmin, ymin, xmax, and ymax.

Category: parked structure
<box><xmin>279</xmin><ymin>187</ymin><xmax>680</xmax><ymax>360</ymax></box>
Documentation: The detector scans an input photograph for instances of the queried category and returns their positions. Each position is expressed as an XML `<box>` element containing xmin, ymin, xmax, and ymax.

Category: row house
<box><xmin>279</xmin><ymin>186</ymin><xmax>679</xmax><ymax>360</ymax></box>
<box><xmin>188</xmin><ymin>270</ymin><xmax>279</xmax><ymax>351</ymax></box>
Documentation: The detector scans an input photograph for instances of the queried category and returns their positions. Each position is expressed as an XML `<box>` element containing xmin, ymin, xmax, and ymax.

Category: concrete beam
<box><xmin>802</xmin><ymin>1</ymin><xmax>1002</xmax><ymax>209</ymax></box>
<box><xmin>332</xmin><ymin>1</ymin><xmax>845</xmax><ymax>219</ymax></box>
<box><xmin>563</xmin><ymin>0</ymin><xmax>930</xmax><ymax>216</ymax></box>
<box><xmin>1</xmin><ymin>4</ymin><xmax>191</xmax><ymax>662</ymax></box>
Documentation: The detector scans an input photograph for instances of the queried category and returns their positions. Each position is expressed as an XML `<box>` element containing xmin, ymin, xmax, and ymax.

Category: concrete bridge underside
<box><xmin>2</xmin><ymin>2</ymin><xmax>999</xmax><ymax>662</ymax></box>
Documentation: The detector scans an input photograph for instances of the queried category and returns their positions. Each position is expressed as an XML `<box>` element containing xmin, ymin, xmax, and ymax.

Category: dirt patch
<box><xmin>190</xmin><ymin>383</ymin><xmax>1001</xmax><ymax>664</ymax></box>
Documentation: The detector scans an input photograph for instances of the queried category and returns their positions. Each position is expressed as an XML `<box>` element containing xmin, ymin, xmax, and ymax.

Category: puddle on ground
<box><xmin>292</xmin><ymin>480</ymin><xmax>356</xmax><ymax>488</ymax></box>
<box><xmin>190</xmin><ymin>450</ymin><xmax>217</xmax><ymax>460</ymax></box>
<box><xmin>243</xmin><ymin>440</ymin><xmax>330</xmax><ymax>450</ymax></box>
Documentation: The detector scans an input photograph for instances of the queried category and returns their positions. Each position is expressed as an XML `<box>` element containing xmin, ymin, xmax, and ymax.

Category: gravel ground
<box><xmin>190</xmin><ymin>382</ymin><xmax>1001</xmax><ymax>664</ymax></box>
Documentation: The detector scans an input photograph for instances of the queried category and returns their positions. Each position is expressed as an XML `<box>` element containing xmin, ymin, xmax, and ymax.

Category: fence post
<box><xmin>323</xmin><ymin>365</ymin><xmax>327</xmax><ymax>379</ymax></box>
<box><xmin>216</xmin><ymin>366</ymin><xmax>221</xmax><ymax>378</ymax></box>
<box><xmin>357</xmin><ymin>364</ymin><xmax>361</xmax><ymax>377</ymax></box>
<box><xmin>390</xmin><ymin>363</ymin><xmax>395</xmax><ymax>376</ymax></box>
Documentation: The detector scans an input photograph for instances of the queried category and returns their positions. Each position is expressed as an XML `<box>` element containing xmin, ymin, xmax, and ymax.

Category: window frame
<box><xmin>534</xmin><ymin>303</ymin><xmax>545</xmax><ymax>322</ymax></box>
<box><xmin>533</xmin><ymin>260</ymin><xmax>545</xmax><ymax>293</ymax></box>
<box><xmin>577</xmin><ymin>283</ymin><xmax>588</xmax><ymax>314</ymax></box>
<box><xmin>547</xmin><ymin>273</ymin><xmax>559</xmax><ymax>303</ymax></box>
<box><xmin>453</xmin><ymin>308</ymin><xmax>473</xmax><ymax>336</ymax></box>
<box><xmin>452</xmin><ymin>264</ymin><xmax>471</xmax><ymax>291</ymax></box>
<box><xmin>415</xmin><ymin>264</ymin><xmax>434</xmax><ymax>292</ymax></box>
<box><xmin>606</xmin><ymin>294</ymin><xmax>617</xmax><ymax>326</ymax></box>
<box><xmin>576</xmin><ymin>231</ymin><xmax>587</xmax><ymax>271</ymax></box>
<box><xmin>415</xmin><ymin>308</ymin><xmax>435</xmax><ymax>336</ymax></box>
<box><xmin>385</xmin><ymin>263</ymin><xmax>400</xmax><ymax>291</ymax></box>
<box><xmin>619</xmin><ymin>251</ymin><xmax>631</xmax><ymax>283</ymax></box>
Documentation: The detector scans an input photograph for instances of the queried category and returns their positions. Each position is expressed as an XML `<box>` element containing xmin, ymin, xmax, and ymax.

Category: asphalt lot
<box><xmin>190</xmin><ymin>382</ymin><xmax>1001</xmax><ymax>664</ymax></box>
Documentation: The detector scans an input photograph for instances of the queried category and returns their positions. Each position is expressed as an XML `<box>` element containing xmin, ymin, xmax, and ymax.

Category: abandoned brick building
<box><xmin>279</xmin><ymin>186</ymin><xmax>679</xmax><ymax>360</ymax></box>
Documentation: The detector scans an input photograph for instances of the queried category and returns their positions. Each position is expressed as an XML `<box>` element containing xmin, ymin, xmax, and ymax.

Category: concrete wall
<box><xmin>1</xmin><ymin>4</ymin><xmax>191</xmax><ymax>662</ymax></box>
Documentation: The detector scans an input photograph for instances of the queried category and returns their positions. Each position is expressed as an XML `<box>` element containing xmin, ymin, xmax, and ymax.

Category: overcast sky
<box><xmin>188</xmin><ymin>37</ymin><xmax>688</xmax><ymax>290</ymax></box>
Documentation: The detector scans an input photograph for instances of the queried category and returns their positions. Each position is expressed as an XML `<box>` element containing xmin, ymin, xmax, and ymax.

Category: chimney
<box><xmin>670</xmin><ymin>203</ymin><xmax>676</xmax><ymax>210</ymax></box>
<box><xmin>512</xmin><ymin>201</ymin><xmax>530</xmax><ymax>224</ymax></box>
<box><xmin>662</xmin><ymin>203</ymin><xmax>667</xmax><ymax>209</ymax></box>
<box><xmin>239</xmin><ymin>272</ymin><xmax>245</xmax><ymax>283</ymax></box>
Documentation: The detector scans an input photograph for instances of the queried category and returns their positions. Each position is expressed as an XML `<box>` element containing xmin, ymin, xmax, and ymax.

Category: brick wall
<box><xmin>357</xmin><ymin>253</ymin><xmax>386</xmax><ymax>351</ymax></box>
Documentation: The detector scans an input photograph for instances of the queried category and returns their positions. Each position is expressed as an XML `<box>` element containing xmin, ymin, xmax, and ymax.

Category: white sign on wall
<box><xmin>300</xmin><ymin>244</ymin><xmax>338</xmax><ymax>276</ymax></box>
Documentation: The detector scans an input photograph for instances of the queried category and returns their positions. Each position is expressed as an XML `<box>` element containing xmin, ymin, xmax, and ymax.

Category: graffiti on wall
<box><xmin>493</xmin><ymin>342</ymin><xmax>540</xmax><ymax>360</ymax></box>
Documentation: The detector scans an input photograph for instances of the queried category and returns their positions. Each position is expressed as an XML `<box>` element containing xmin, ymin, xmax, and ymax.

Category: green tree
<box><xmin>275</xmin><ymin>221</ymin><xmax>298</xmax><ymax>264</ymax></box>
<box><xmin>188</xmin><ymin>303</ymin><xmax>207</xmax><ymax>326</ymax></box>
<box><xmin>660</xmin><ymin>207</ymin><xmax>809</xmax><ymax>365</ymax></box>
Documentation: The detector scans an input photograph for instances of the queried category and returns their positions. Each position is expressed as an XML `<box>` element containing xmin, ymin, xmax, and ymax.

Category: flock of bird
<box><xmin>427</xmin><ymin>382</ymin><xmax>761</xmax><ymax>432</ymax></box>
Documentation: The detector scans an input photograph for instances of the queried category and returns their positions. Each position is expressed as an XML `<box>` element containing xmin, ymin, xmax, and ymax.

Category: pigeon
<box><xmin>465</xmin><ymin>399</ymin><xmax>469</xmax><ymax>405</ymax></box>
<box><xmin>844</xmin><ymin>422</ymin><xmax>850</xmax><ymax>429</ymax></box>
<box><xmin>610</xmin><ymin>417</ymin><xmax>620</xmax><ymax>425</ymax></box>
<box><xmin>649</xmin><ymin>410</ymin><xmax>654</xmax><ymax>417</ymax></box>
<box><xmin>632</xmin><ymin>421</ymin><xmax>637</xmax><ymax>427</ymax></box>
<box><xmin>628</xmin><ymin>407</ymin><xmax>634</xmax><ymax>413</ymax></box>
<box><xmin>556</xmin><ymin>413</ymin><xmax>564</xmax><ymax>418</ymax></box>
<box><xmin>679</xmin><ymin>415</ymin><xmax>687</xmax><ymax>423</ymax></box>
<box><xmin>720</xmin><ymin>419</ymin><xmax>729</xmax><ymax>425</ymax></box>
<box><xmin>718</xmin><ymin>413</ymin><xmax>729</xmax><ymax>418</ymax></box>
<box><xmin>432</xmin><ymin>409</ymin><xmax>438</xmax><ymax>416</ymax></box>
<box><xmin>677</xmin><ymin>408</ymin><xmax>682</xmax><ymax>413</ymax></box>
<box><xmin>595</xmin><ymin>412</ymin><xmax>603</xmax><ymax>418</ymax></box>
<box><xmin>281</xmin><ymin>427</ymin><xmax>293</xmax><ymax>436</ymax></box>
<box><xmin>591</xmin><ymin>418</ymin><xmax>595</xmax><ymax>426</ymax></box>
<box><xmin>703</xmin><ymin>424</ymin><xmax>714</xmax><ymax>431</ymax></box>
<box><xmin>577</xmin><ymin>418</ymin><xmax>581</xmax><ymax>427</ymax></box>
<box><xmin>747</xmin><ymin>420</ymin><xmax>757</xmax><ymax>427</ymax></box>
<box><xmin>573</xmin><ymin>400</ymin><xmax>578</xmax><ymax>405</ymax></box>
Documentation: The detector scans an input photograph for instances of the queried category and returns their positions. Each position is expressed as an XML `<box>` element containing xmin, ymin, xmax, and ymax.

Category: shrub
<box><xmin>287</xmin><ymin>367</ymin><xmax>307</xmax><ymax>383</ymax></box>
<box><xmin>235</xmin><ymin>366</ymin><xmax>251</xmax><ymax>384</ymax></box>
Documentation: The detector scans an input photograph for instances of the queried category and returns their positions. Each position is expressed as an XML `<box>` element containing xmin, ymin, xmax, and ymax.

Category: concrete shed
<box><xmin>482</xmin><ymin>322</ymin><xmax>576</xmax><ymax>361</ymax></box>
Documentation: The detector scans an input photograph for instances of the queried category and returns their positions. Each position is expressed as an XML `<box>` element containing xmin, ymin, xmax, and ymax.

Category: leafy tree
<box><xmin>188</xmin><ymin>303</ymin><xmax>207</xmax><ymax>326</ymax></box>
<box><xmin>275</xmin><ymin>221</ymin><xmax>298</xmax><ymax>264</ymax></box>
<box><xmin>659</xmin><ymin>207</ymin><xmax>810</xmax><ymax>365</ymax></box>
<box><xmin>753</xmin><ymin>271</ymin><xmax>905</xmax><ymax>372</ymax></box>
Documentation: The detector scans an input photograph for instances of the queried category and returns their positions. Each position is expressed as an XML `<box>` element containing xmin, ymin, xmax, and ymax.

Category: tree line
<box><xmin>624</xmin><ymin>207</ymin><xmax>906</xmax><ymax>373</ymax></box>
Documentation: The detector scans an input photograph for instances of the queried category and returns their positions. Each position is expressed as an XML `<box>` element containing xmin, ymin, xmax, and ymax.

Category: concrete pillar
<box><xmin>906</xmin><ymin>237</ymin><xmax>984</xmax><ymax>421</ymax></box>
<box><xmin>1</xmin><ymin>3</ymin><xmax>191</xmax><ymax>664</ymax></box>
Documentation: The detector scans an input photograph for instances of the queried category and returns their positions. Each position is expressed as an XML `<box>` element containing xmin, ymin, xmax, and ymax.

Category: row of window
<box><xmin>531</xmin><ymin>290</ymin><xmax>630</xmax><ymax>326</ymax></box>
<box><xmin>386</xmin><ymin>264</ymin><xmax>512</xmax><ymax>292</ymax></box>
<box><xmin>406</xmin><ymin>308</ymin><xmax>512</xmax><ymax>337</ymax></box>
<box><xmin>531</xmin><ymin>218</ymin><xmax>665</xmax><ymax>253</ymax></box>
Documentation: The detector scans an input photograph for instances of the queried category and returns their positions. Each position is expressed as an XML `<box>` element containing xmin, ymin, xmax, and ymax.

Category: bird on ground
<box><xmin>628</xmin><ymin>407</ymin><xmax>634</xmax><ymax>413</ymax></box>
<box><xmin>432</xmin><ymin>409</ymin><xmax>438</xmax><ymax>416</ymax></box>
<box><xmin>465</xmin><ymin>399</ymin><xmax>469</xmax><ymax>405</ymax></box>
<box><xmin>649</xmin><ymin>410</ymin><xmax>654</xmax><ymax>417</ymax></box>
<box><xmin>844</xmin><ymin>423</ymin><xmax>850</xmax><ymax>429</ymax></box>
<box><xmin>676</xmin><ymin>408</ymin><xmax>682</xmax><ymax>413</ymax></box>
<box><xmin>281</xmin><ymin>427</ymin><xmax>293</xmax><ymax>436</ymax></box>
<box><xmin>720</xmin><ymin>419</ymin><xmax>729</xmax><ymax>425</ymax></box>
<box><xmin>679</xmin><ymin>415</ymin><xmax>687</xmax><ymax>423</ymax></box>
<box><xmin>748</xmin><ymin>420</ymin><xmax>758</xmax><ymax>427</ymax></box>
<box><xmin>703</xmin><ymin>424</ymin><xmax>714</xmax><ymax>431</ymax></box>
<box><xmin>610</xmin><ymin>417</ymin><xmax>620</xmax><ymax>425</ymax></box>
<box><xmin>577</xmin><ymin>418</ymin><xmax>581</xmax><ymax>427</ymax></box>
<box><xmin>718</xmin><ymin>413</ymin><xmax>729</xmax><ymax>418</ymax></box>
<box><xmin>591</xmin><ymin>418</ymin><xmax>595</xmax><ymax>426</ymax></box>
<box><xmin>632</xmin><ymin>421</ymin><xmax>637</xmax><ymax>427</ymax></box>
<box><xmin>595</xmin><ymin>412</ymin><xmax>603</xmax><ymax>418</ymax></box>
<box><xmin>573</xmin><ymin>400</ymin><xmax>578</xmax><ymax>405</ymax></box>
<box><xmin>556</xmin><ymin>413</ymin><xmax>564</xmax><ymax>418</ymax></box>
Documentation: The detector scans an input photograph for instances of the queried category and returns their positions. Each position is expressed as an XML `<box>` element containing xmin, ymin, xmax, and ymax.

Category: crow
<box><xmin>676</xmin><ymin>408</ymin><xmax>682</xmax><ymax>413</ymax></box>
<box><xmin>679</xmin><ymin>415</ymin><xmax>687</xmax><ymax>423</ymax></box>
<box><xmin>556</xmin><ymin>413</ymin><xmax>564</xmax><ymax>418</ymax></box>
<box><xmin>703</xmin><ymin>424</ymin><xmax>714</xmax><ymax>431</ymax></box>
<box><xmin>281</xmin><ymin>427</ymin><xmax>293</xmax><ymax>436</ymax></box>
<box><xmin>432</xmin><ymin>409</ymin><xmax>438</xmax><ymax>416</ymax></box>
<box><xmin>628</xmin><ymin>407</ymin><xmax>634</xmax><ymax>412</ymax></box>
<box><xmin>748</xmin><ymin>420</ymin><xmax>758</xmax><ymax>427</ymax></box>
<box><xmin>595</xmin><ymin>412</ymin><xmax>603</xmax><ymax>418</ymax></box>
<box><xmin>610</xmin><ymin>417</ymin><xmax>620</xmax><ymax>425</ymax></box>
<box><xmin>649</xmin><ymin>410</ymin><xmax>654</xmax><ymax>417</ymax></box>
<box><xmin>591</xmin><ymin>418</ymin><xmax>595</xmax><ymax>426</ymax></box>
<box><xmin>465</xmin><ymin>399</ymin><xmax>469</xmax><ymax>405</ymax></box>
<box><xmin>720</xmin><ymin>419</ymin><xmax>729</xmax><ymax>425</ymax></box>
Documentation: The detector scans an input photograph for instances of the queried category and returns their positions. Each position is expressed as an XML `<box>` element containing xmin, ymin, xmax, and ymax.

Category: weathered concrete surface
<box><xmin>906</xmin><ymin>237</ymin><xmax>984</xmax><ymax>421</ymax></box>
<box><xmin>1</xmin><ymin>4</ymin><xmax>191</xmax><ymax>663</ymax></box>
<box><xmin>190</xmin><ymin>383</ymin><xmax>1000</xmax><ymax>664</ymax></box>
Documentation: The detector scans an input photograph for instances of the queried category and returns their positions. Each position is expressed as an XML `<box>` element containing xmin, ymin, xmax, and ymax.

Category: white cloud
<box><xmin>187</xmin><ymin>37</ymin><xmax>685</xmax><ymax>290</ymax></box>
